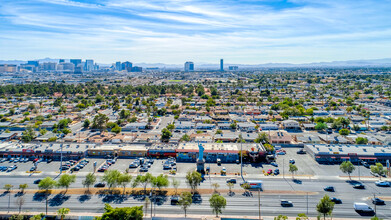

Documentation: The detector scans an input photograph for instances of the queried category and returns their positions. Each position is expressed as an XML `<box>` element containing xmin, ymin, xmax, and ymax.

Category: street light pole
<box><xmin>374</xmin><ymin>193</ymin><xmax>377</xmax><ymax>217</ymax></box>
<box><xmin>282</xmin><ymin>158</ymin><xmax>285</xmax><ymax>178</ymax></box>
<box><xmin>258</xmin><ymin>188</ymin><xmax>261</xmax><ymax>220</ymax></box>
<box><xmin>60</xmin><ymin>144</ymin><xmax>63</xmax><ymax>175</ymax></box>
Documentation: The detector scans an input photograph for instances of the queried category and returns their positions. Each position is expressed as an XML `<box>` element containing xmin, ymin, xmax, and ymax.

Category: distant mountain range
<box><xmin>1</xmin><ymin>58</ymin><xmax>391</xmax><ymax>69</ymax></box>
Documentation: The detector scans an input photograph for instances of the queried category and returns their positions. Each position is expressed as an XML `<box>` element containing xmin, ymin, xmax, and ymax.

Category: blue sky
<box><xmin>1</xmin><ymin>0</ymin><xmax>391</xmax><ymax>64</ymax></box>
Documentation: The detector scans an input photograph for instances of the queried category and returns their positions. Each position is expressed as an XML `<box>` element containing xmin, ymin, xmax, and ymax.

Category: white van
<box><xmin>241</xmin><ymin>180</ymin><xmax>263</xmax><ymax>189</ymax></box>
<box><xmin>353</xmin><ymin>203</ymin><xmax>373</xmax><ymax>212</ymax></box>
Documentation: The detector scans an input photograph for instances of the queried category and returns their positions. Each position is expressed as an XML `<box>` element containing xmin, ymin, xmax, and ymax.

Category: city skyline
<box><xmin>1</xmin><ymin>0</ymin><xmax>391</xmax><ymax>64</ymax></box>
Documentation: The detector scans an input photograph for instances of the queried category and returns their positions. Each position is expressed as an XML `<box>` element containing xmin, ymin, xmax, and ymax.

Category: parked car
<box><xmin>324</xmin><ymin>186</ymin><xmax>335</xmax><ymax>192</ymax></box>
<box><xmin>226</xmin><ymin>178</ymin><xmax>237</xmax><ymax>184</ymax></box>
<box><xmin>129</xmin><ymin>163</ymin><xmax>138</xmax><ymax>168</ymax></box>
<box><xmin>7</xmin><ymin>165</ymin><xmax>17</xmax><ymax>172</ymax></box>
<box><xmin>280</xmin><ymin>200</ymin><xmax>293</xmax><ymax>207</ymax></box>
<box><xmin>276</xmin><ymin>151</ymin><xmax>286</xmax><ymax>155</ymax></box>
<box><xmin>139</xmin><ymin>166</ymin><xmax>149</xmax><ymax>172</ymax></box>
<box><xmin>94</xmin><ymin>183</ymin><xmax>106</xmax><ymax>188</ymax></box>
<box><xmin>0</xmin><ymin>158</ymin><xmax>6</xmax><ymax>163</ymax></box>
<box><xmin>331</xmin><ymin>197</ymin><xmax>342</xmax><ymax>204</ymax></box>
<box><xmin>271</xmin><ymin>162</ymin><xmax>278</xmax><ymax>167</ymax></box>
<box><xmin>289</xmin><ymin>159</ymin><xmax>295</xmax><ymax>164</ymax></box>
<box><xmin>297</xmin><ymin>149</ymin><xmax>306</xmax><ymax>154</ymax></box>
<box><xmin>372</xmin><ymin>198</ymin><xmax>385</xmax><ymax>205</ymax></box>
<box><xmin>29</xmin><ymin>167</ymin><xmax>36</xmax><ymax>172</ymax></box>
<box><xmin>0</xmin><ymin>166</ymin><xmax>8</xmax><ymax>171</ymax></box>
<box><xmin>274</xmin><ymin>169</ymin><xmax>280</xmax><ymax>175</ymax></box>
<box><xmin>353</xmin><ymin>183</ymin><xmax>365</xmax><ymax>189</ymax></box>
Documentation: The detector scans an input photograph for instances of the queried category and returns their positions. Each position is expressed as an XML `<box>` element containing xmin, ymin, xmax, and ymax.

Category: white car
<box><xmin>375</xmin><ymin>180</ymin><xmax>390</xmax><ymax>187</ymax></box>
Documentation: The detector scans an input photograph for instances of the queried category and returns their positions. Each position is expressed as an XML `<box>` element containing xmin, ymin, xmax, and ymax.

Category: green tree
<box><xmin>339</xmin><ymin>161</ymin><xmax>355</xmax><ymax>179</ymax></box>
<box><xmin>178</xmin><ymin>191</ymin><xmax>192</xmax><ymax>217</ymax></box>
<box><xmin>38</xmin><ymin>177</ymin><xmax>56</xmax><ymax>215</ymax></box>
<box><xmin>227</xmin><ymin>182</ymin><xmax>234</xmax><ymax>196</ymax></box>
<box><xmin>57</xmin><ymin>174</ymin><xmax>76</xmax><ymax>193</ymax></box>
<box><xmin>185</xmin><ymin>171</ymin><xmax>202</xmax><ymax>194</ymax></box>
<box><xmin>356</xmin><ymin>137</ymin><xmax>368</xmax><ymax>144</ymax></box>
<box><xmin>21</xmin><ymin>127</ymin><xmax>36</xmax><ymax>143</ymax></box>
<box><xmin>118</xmin><ymin>173</ymin><xmax>132</xmax><ymax>194</ymax></box>
<box><xmin>255</xmin><ymin>132</ymin><xmax>269</xmax><ymax>144</ymax></box>
<box><xmin>92</xmin><ymin>113</ymin><xmax>109</xmax><ymax>132</ymax></box>
<box><xmin>102</xmin><ymin>170</ymin><xmax>122</xmax><ymax>190</ymax></box>
<box><xmin>19</xmin><ymin>184</ymin><xmax>28</xmax><ymax>194</ymax></box>
<box><xmin>30</xmin><ymin>213</ymin><xmax>45</xmax><ymax>220</ymax></box>
<box><xmin>151</xmin><ymin>174</ymin><xmax>169</xmax><ymax>192</ymax></box>
<box><xmin>4</xmin><ymin>184</ymin><xmax>13</xmax><ymax>192</ymax></box>
<box><xmin>171</xmin><ymin>178</ymin><xmax>180</xmax><ymax>196</ymax></box>
<box><xmin>209</xmin><ymin>194</ymin><xmax>227</xmax><ymax>217</ymax></box>
<box><xmin>161</xmin><ymin>128</ymin><xmax>172</xmax><ymax>142</ymax></box>
<box><xmin>180</xmin><ymin>134</ymin><xmax>190</xmax><ymax>142</ymax></box>
<box><xmin>289</xmin><ymin>164</ymin><xmax>298</xmax><ymax>179</ymax></box>
<box><xmin>96</xmin><ymin>204</ymin><xmax>143</xmax><ymax>220</ymax></box>
<box><xmin>57</xmin><ymin>207</ymin><xmax>70</xmax><ymax>220</ymax></box>
<box><xmin>315</xmin><ymin>122</ymin><xmax>327</xmax><ymax>131</ymax></box>
<box><xmin>166</xmin><ymin>123</ymin><xmax>175</xmax><ymax>131</ymax></box>
<box><xmin>370</xmin><ymin>163</ymin><xmax>387</xmax><ymax>180</ymax></box>
<box><xmin>111</xmin><ymin>124</ymin><xmax>122</xmax><ymax>134</ymax></box>
<box><xmin>82</xmin><ymin>173</ymin><xmax>96</xmax><ymax>192</ymax></box>
<box><xmin>83</xmin><ymin>119</ymin><xmax>90</xmax><ymax>129</ymax></box>
<box><xmin>296</xmin><ymin>213</ymin><xmax>309</xmax><ymax>220</ymax></box>
<box><xmin>339</xmin><ymin>128</ymin><xmax>350</xmax><ymax>136</ymax></box>
<box><xmin>274</xmin><ymin>215</ymin><xmax>288</xmax><ymax>220</ymax></box>
<box><xmin>138</xmin><ymin>173</ymin><xmax>154</xmax><ymax>193</ymax></box>
<box><xmin>316</xmin><ymin>194</ymin><xmax>334</xmax><ymax>220</ymax></box>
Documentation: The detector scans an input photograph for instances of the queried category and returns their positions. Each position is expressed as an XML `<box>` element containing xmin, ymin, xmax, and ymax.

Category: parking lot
<box><xmin>0</xmin><ymin>147</ymin><xmax>377</xmax><ymax>179</ymax></box>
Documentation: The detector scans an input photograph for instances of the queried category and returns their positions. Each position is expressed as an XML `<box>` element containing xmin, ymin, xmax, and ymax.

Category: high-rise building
<box><xmin>115</xmin><ymin>61</ymin><xmax>122</xmax><ymax>71</ymax></box>
<box><xmin>220</xmin><ymin>59</ymin><xmax>224</xmax><ymax>71</ymax></box>
<box><xmin>42</xmin><ymin>62</ymin><xmax>57</xmax><ymax>71</ymax></box>
<box><xmin>57</xmin><ymin>62</ymin><xmax>75</xmax><ymax>73</ymax></box>
<box><xmin>131</xmin><ymin>66</ymin><xmax>142</xmax><ymax>72</ymax></box>
<box><xmin>122</xmin><ymin>61</ymin><xmax>132</xmax><ymax>72</ymax></box>
<box><xmin>27</xmin><ymin>61</ymin><xmax>39</xmax><ymax>67</ymax></box>
<box><xmin>85</xmin><ymin>59</ymin><xmax>94</xmax><ymax>72</ymax></box>
<box><xmin>70</xmin><ymin>59</ymin><xmax>82</xmax><ymax>67</ymax></box>
<box><xmin>59</xmin><ymin>59</ymin><xmax>65</xmax><ymax>63</ymax></box>
<box><xmin>229</xmin><ymin>66</ymin><xmax>238</xmax><ymax>71</ymax></box>
<box><xmin>0</xmin><ymin>64</ymin><xmax>17</xmax><ymax>73</ymax></box>
<box><xmin>184</xmin><ymin>61</ymin><xmax>194</xmax><ymax>72</ymax></box>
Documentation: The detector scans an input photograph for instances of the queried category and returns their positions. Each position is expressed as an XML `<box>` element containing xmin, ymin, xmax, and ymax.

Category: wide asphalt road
<box><xmin>0</xmin><ymin>175</ymin><xmax>390</xmax><ymax>219</ymax></box>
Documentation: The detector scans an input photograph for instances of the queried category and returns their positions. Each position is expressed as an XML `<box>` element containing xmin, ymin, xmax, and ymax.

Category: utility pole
<box><xmin>7</xmin><ymin>187</ymin><xmax>11</xmax><ymax>213</ymax></box>
<box><xmin>306</xmin><ymin>192</ymin><xmax>309</xmax><ymax>215</ymax></box>
<box><xmin>240</xmin><ymin>135</ymin><xmax>244</xmax><ymax>181</ymax></box>
<box><xmin>258</xmin><ymin>188</ymin><xmax>261</xmax><ymax>220</ymax></box>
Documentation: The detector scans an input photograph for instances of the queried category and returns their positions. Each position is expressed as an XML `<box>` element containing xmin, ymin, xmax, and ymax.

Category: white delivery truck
<box><xmin>241</xmin><ymin>180</ymin><xmax>263</xmax><ymax>189</ymax></box>
<box><xmin>353</xmin><ymin>203</ymin><xmax>374</xmax><ymax>212</ymax></box>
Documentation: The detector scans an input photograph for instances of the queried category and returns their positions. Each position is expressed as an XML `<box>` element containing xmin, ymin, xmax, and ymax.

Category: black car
<box><xmin>372</xmin><ymin>198</ymin><xmax>385</xmax><ymax>205</ymax></box>
<box><xmin>353</xmin><ymin>183</ymin><xmax>365</xmax><ymax>189</ymax></box>
<box><xmin>71</xmin><ymin>167</ymin><xmax>80</xmax><ymax>171</ymax></box>
<box><xmin>297</xmin><ymin>149</ymin><xmax>307</xmax><ymax>154</ymax></box>
<box><xmin>170</xmin><ymin>196</ymin><xmax>179</xmax><ymax>205</ymax></box>
<box><xmin>226</xmin><ymin>178</ymin><xmax>237</xmax><ymax>184</ymax></box>
<box><xmin>331</xmin><ymin>197</ymin><xmax>342</xmax><ymax>204</ymax></box>
<box><xmin>324</xmin><ymin>186</ymin><xmax>335</xmax><ymax>192</ymax></box>
<box><xmin>280</xmin><ymin>200</ymin><xmax>293</xmax><ymax>207</ymax></box>
<box><xmin>94</xmin><ymin>183</ymin><xmax>106</xmax><ymax>188</ymax></box>
<box><xmin>33</xmin><ymin>179</ymin><xmax>42</xmax><ymax>184</ymax></box>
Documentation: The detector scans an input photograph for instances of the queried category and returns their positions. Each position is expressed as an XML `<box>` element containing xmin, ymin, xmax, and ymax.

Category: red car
<box><xmin>267</xmin><ymin>169</ymin><xmax>273</xmax><ymax>175</ymax></box>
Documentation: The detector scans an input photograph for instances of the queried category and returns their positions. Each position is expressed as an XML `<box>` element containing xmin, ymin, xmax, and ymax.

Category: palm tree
<box><xmin>57</xmin><ymin>208</ymin><xmax>70</xmax><ymax>220</ymax></box>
